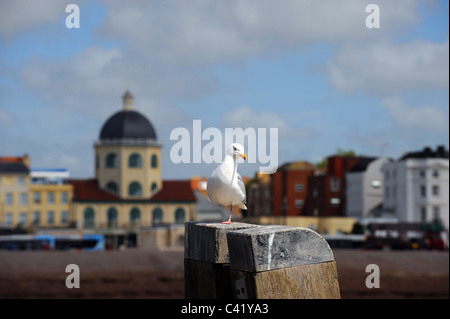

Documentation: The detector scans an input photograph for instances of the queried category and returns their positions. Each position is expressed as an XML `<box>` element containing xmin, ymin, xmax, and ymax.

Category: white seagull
<box><xmin>207</xmin><ymin>143</ymin><xmax>247</xmax><ymax>224</ymax></box>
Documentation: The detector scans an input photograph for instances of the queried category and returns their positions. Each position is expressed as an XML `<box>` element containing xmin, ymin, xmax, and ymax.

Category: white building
<box><xmin>346</xmin><ymin>157</ymin><xmax>390</xmax><ymax>219</ymax></box>
<box><xmin>381</xmin><ymin>146</ymin><xmax>449</xmax><ymax>232</ymax></box>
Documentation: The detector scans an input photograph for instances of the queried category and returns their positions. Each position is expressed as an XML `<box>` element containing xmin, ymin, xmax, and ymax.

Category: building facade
<box><xmin>346</xmin><ymin>157</ymin><xmax>390</xmax><ymax>219</ymax></box>
<box><xmin>271</xmin><ymin>161</ymin><xmax>316</xmax><ymax>217</ymax></box>
<box><xmin>1</xmin><ymin>91</ymin><xmax>197</xmax><ymax>249</ymax></box>
<box><xmin>0</xmin><ymin>156</ymin><xmax>73</xmax><ymax>229</ymax></box>
<box><xmin>69</xmin><ymin>91</ymin><xmax>197</xmax><ymax>247</ymax></box>
<box><xmin>305</xmin><ymin>156</ymin><xmax>364</xmax><ymax>217</ymax></box>
<box><xmin>381</xmin><ymin>146</ymin><xmax>449</xmax><ymax>231</ymax></box>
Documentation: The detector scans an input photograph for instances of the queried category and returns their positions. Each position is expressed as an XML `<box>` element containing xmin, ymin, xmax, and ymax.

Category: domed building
<box><xmin>69</xmin><ymin>91</ymin><xmax>197</xmax><ymax>248</ymax></box>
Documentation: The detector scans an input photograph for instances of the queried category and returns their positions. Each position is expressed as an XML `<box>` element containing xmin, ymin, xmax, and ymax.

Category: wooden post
<box><xmin>184</xmin><ymin>221</ymin><xmax>259</xmax><ymax>299</ymax></box>
<box><xmin>227</xmin><ymin>225</ymin><xmax>341</xmax><ymax>299</ymax></box>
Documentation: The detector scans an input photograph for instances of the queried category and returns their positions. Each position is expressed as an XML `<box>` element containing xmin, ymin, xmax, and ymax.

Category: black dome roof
<box><xmin>99</xmin><ymin>110</ymin><xmax>157</xmax><ymax>140</ymax></box>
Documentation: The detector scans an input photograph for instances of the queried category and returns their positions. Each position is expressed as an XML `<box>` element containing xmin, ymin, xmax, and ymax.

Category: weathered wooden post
<box><xmin>227</xmin><ymin>225</ymin><xmax>341</xmax><ymax>299</ymax></box>
<box><xmin>184</xmin><ymin>221</ymin><xmax>259</xmax><ymax>299</ymax></box>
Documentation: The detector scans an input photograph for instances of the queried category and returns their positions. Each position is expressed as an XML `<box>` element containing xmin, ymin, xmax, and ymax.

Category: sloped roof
<box><xmin>400</xmin><ymin>146</ymin><xmax>449</xmax><ymax>161</ymax></box>
<box><xmin>69</xmin><ymin>179</ymin><xmax>119</xmax><ymax>201</ymax></box>
<box><xmin>278</xmin><ymin>161</ymin><xmax>316</xmax><ymax>171</ymax></box>
<box><xmin>349</xmin><ymin>157</ymin><xmax>377</xmax><ymax>172</ymax></box>
<box><xmin>0</xmin><ymin>162</ymin><xmax>30</xmax><ymax>175</ymax></box>
<box><xmin>68</xmin><ymin>179</ymin><xmax>196</xmax><ymax>203</ymax></box>
<box><xmin>151</xmin><ymin>180</ymin><xmax>197</xmax><ymax>202</ymax></box>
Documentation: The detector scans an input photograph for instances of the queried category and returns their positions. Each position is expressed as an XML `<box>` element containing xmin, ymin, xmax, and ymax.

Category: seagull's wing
<box><xmin>236</xmin><ymin>173</ymin><xmax>246</xmax><ymax>204</ymax></box>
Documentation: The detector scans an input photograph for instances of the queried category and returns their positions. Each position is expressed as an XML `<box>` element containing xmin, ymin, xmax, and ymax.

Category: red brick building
<box><xmin>271</xmin><ymin>161</ymin><xmax>316</xmax><ymax>217</ymax></box>
<box><xmin>304</xmin><ymin>156</ymin><xmax>364</xmax><ymax>217</ymax></box>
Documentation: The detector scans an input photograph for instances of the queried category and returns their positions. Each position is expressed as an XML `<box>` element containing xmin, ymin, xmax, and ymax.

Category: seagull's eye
<box><xmin>233</xmin><ymin>146</ymin><xmax>237</xmax><ymax>151</ymax></box>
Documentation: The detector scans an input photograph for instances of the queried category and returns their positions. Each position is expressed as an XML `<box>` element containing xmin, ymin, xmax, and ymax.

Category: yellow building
<box><xmin>1</xmin><ymin>91</ymin><xmax>197</xmax><ymax>249</ymax></box>
<box><xmin>68</xmin><ymin>91</ymin><xmax>197</xmax><ymax>248</ymax></box>
<box><xmin>0</xmin><ymin>156</ymin><xmax>73</xmax><ymax>229</ymax></box>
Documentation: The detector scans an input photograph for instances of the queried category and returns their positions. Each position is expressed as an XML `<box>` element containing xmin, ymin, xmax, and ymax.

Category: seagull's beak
<box><xmin>240</xmin><ymin>153</ymin><xmax>247</xmax><ymax>160</ymax></box>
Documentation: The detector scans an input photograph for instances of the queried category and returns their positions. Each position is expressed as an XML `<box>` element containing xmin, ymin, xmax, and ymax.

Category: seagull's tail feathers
<box><xmin>237</xmin><ymin>201</ymin><xmax>247</xmax><ymax>210</ymax></box>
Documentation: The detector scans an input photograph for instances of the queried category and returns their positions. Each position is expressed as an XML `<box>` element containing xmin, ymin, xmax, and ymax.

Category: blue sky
<box><xmin>0</xmin><ymin>0</ymin><xmax>448</xmax><ymax>180</ymax></box>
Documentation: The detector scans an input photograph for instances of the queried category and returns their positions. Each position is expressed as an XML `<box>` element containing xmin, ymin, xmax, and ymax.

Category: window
<box><xmin>295</xmin><ymin>199</ymin><xmax>304</xmax><ymax>208</ymax></box>
<box><xmin>5</xmin><ymin>213</ymin><xmax>13</xmax><ymax>227</ymax></box>
<box><xmin>19</xmin><ymin>213</ymin><xmax>27</xmax><ymax>227</ymax></box>
<box><xmin>151</xmin><ymin>182</ymin><xmax>158</xmax><ymax>192</ymax></box>
<box><xmin>61</xmin><ymin>211</ymin><xmax>69</xmax><ymax>225</ymax></box>
<box><xmin>47</xmin><ymin>211</ymin><xmax>55</xmax><ymax>225</ymax></box>
<box><xmin>175</xmin><ymin>208</ymin><xmax>185</xmax><ymax>224</ymax></box>
<box><xmin>130</xmin><ymin>207</ymin><xmax>141</xmax><ymax>224</ymax></box>
<box><xmin>34</xmin><ymin>192</ymin><xmax>41</xmax><ymax>204</ymax></box>
<box><xmin>106</xmin><ymin>153</ymin><xmax>119</xmax><ymax>168</ymax></box>
<box><xmin>95</xmin><ymin>154</ymin><xmax>99</xmax><ymax>169</ymax></box>
<box><xmin>33</xmin><ymin>211</ymin><xmax>41</xmax><ymax>226</ymax></box>
<box><xmin>5</xmin><ymin>193</ymin><xmax>13</xmax><ymax>205</ymax></box>
<box><xmin>83</xmin><ymin>207</ymin><xmax>95</xmax><ymax>229</ymax></box>
<box><xmin>420</xmin><ymin>170</ymin><xmax>426</xmax><ymax>178</ymax></box>
<box><xmin>432</xmin><ymin>169</ymin><xmax>439</xmax><ymax>178</ymax></box>
<box><xmin>433</xmin><ymin>206</ymin><xmax>441</xmax><ymax>222</ymax></box>
<box><xmin>20</xmin><ymin>193</ymin><xmax>28</xmax><ymax>206</ymax></box>
<box><xmin>330</xmin><ymin>178</ymin><xmax>340</xmax><ymax>192</ymax></box>
<box><xmin>295</xmin><ymin>184</ymin><xmax>304</xmax><ymax>192</ymax></box>
<box><xmin>129</xmin><ymin>153</ymin><xmax>142</xmax><ymax>168</ymax></box>
<box><xmin>330</xmin><ymin>198</ymin><xmax>340</xmax><ymax>206</ymax></box>
<box><xmin>432</xmin><ymin>185</ymin><xmax>439</xmax><ymax>196</ymax></box>
<box><xmin>128</xmin><ymin>182</ymin><xmax>142</xmax><ymax>196</ymax></box>
<box><xmin>420</xmin><ymin>207</ymin><xmax>427</xmax><ymax>222</ymax></box>
<box><xmin>17</xmin><ymin>176</ymin><xmax>25</xmax><ymax>186</ymax></box>
<box><xmin>107</xmin><ymin>207</ymin><xmax>118</xmax><ymax>228</ymax></box>
<box><xmin>420</xmin><ymin>185</ymin><xmax>426</xmax><ymax>197</ymax></box>
<box><xmin>61</xmin><ymin>192</ymin><xmax>69</xmax><ymax>204</ymax></box>
<box><xmin>371</xmin><ymin>180</ymin><xmax>381</xmax><ymax>188</ymax></box>
<box><xmin>47</xmin><ymin>192</ymin><xmax>55</xmax><ymax>204</ymax></box>
<box><xmin>151</xmin><ymin>154</ymin><xmax>158</xmax><ymax>168</ymax></box>
<box><xmin>106</xmin><ymin>181</ymin><xmax>118</xmax><ymax>193</ymax></box>
<box><xmin>153</xmin><ymin>208</ymin><xmax>163</xmax><ymax>226</ymax></box>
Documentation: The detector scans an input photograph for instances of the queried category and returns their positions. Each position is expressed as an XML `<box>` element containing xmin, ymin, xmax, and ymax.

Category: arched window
<box><xmin>151</xmin><ymin>182</ymin><xmax>158</xmax><ymax>193</ymax></box>
<box><xmin>106</xmin><ymin>153</ymin><xmax>119</xmax><ymax>168</ymax></box>
<box><xmin>83</xmin><ymin>207</ymin><xmax>95</xmax><ymax>229</ymax></box>
<box><xmin>107</xmin><ymin>207</ymin><xmax>118</xmax><ymax>228</ymax></box>
<box><xmin>175</xmin><ymin>208</ymin><xmax>185</xmax><ymax>224</ymax></box>
<box><xmin>152</xmin><ymin>208</ymin><xmax>163</xmax><ymax>226</ymax></box>
<box><xmin>129</xmin><ymin>153</ymin><xmax>142</xmax><ymax>168</ymax></box>
<box><xmin>151</xmin><ymin>154</ymin><xmax>158</xmax><ymax>168</ymax></box>
<box><xmin>128</xmin><ymin>182</ymin><xmax>142</xmax><ymax>196</ymax></box>
<box><xmin>106</xmin><ymin>181</ymin><xmax>118</xmax><ymax>194</ymax></box>
<box><xmin>130</xmin><ymin>207</ymin><xmax>141</xmax><ymax>224</ymax></box>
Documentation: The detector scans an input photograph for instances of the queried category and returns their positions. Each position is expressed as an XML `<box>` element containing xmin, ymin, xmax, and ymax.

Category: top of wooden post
<box><xmin>185</xmin><ymin>221</ymin><xmax>260</xmax><ymax>264</ymax></box>
<box><xmin>226</xmin><ymin>225</ymin><xmax>335</xmax><ymax>272</ymax></box>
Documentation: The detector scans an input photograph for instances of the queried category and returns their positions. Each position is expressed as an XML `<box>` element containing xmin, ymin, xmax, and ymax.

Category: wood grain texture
<box><xmin>231</xmin><ymin>261</ymin><xmax>340</xmax><ymax>299</ymax></box>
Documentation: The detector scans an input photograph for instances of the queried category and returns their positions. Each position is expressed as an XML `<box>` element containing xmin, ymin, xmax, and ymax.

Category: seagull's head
<box><xmin>227</xmin><ymin>143</ymin><xmax>247</xmax><ymax>160</ymax></box>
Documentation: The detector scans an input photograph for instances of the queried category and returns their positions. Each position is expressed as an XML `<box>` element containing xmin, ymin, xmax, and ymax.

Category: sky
<box><xmin>0</xmin><ymin>0</ymin><xmax>448</xmax><ymax>180</ymax></box>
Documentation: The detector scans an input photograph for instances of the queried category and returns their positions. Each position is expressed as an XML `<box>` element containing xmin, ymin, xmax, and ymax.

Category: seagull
<box><xmin>207</xmin><ymin>143</ymin><xmax>247</xmax><ymax>224</ymax></box>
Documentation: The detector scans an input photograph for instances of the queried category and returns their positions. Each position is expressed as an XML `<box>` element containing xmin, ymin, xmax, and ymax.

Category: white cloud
<box><xmin>382</xmin><ymin>96</ymin><xmax>448</xmax><ymax>131</ymax></box>
<box><xmin>98</xmin><ymin>0</ymin><xmax>419</xmax><ymax>66</ymax></box>
<box><xmin>328</xmin><ymin>39</ymin><xmax>449</xmax><ymax>94</ymax></box>
<box><xmin>222</xmin><ymin>105</ymin><xmax>314</xmax><ymax>140</ymax></box>
<box><xmin>0</xmin><ymin>0</ymin><xmax>93</xmax><ymax>39</ymax></box>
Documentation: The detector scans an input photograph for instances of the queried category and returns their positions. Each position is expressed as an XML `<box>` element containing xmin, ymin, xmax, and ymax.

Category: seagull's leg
<box><xmin>221</xmin><ymin>205</ymin><xmax>233</xmax><ymax>224</ymax></box>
